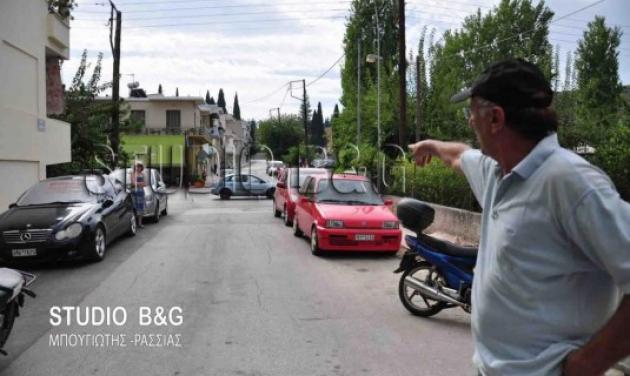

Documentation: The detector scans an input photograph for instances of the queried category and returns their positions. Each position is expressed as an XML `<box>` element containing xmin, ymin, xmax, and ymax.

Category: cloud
<box><xmin>64</xmin><ymin>0</ymin><xmax>629</xmax><ymax>121</ymax></box>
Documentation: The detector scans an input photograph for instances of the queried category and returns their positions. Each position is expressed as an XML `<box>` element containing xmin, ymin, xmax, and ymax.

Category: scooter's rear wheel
<box><xmin>398</xmin><ymin>261</ymin><xmax>448</xmax><ymax>317</ymax></box>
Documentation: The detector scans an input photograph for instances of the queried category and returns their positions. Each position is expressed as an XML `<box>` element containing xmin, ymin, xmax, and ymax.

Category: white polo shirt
<box><xmin>460</xmin><ymin>133</ymin><xmax>630</xmax><ymax>375</ymax></box>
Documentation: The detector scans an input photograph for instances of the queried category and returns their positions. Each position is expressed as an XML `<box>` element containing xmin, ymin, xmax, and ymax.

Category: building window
<box><xmin>166</xmin><ymin>110</ymin><xmax>181</xmax><ymax>129</ymax></box>
<box><xmin>131</xmin><ymin>110</ymin><xmax>145</xmax><ymax>127</ymax></box>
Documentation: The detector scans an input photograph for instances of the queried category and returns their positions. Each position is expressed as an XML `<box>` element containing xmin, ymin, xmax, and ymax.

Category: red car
<box><xmin>292</xmin><ymin>174</ymin><xmax>402</xmax><ymax>256</ymax></box>
<box><xmin>273</xmin><ymin>167</ymin><xmax>328</xmax><ymax>226</ymax></box>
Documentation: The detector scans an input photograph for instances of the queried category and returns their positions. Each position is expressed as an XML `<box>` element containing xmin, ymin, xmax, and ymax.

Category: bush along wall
<box><xmin>390</xmin><ymin>158</ymin><xmax>480</xmax><ymax>212</ymax></box>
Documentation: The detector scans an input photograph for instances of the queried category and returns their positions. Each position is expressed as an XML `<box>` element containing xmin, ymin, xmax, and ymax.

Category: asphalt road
<box><xmin>0</xmin><ymin>191</ymin><xmax>473</xmax><ymax>376</ymax></box>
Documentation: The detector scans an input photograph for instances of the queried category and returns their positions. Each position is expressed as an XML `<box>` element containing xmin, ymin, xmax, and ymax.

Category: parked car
<box><xmin>293</xmin><ymin>174</ymin><xmax>401</xmax><ymax>256</ymax></box>
<box><xmin>211</xmin><ymin>174</ymin><xmax>275</xmax><ymax>199</ymax></box>
<box><xmin>266</xmin><ymin>160</ymin><xmax>284</xmax><ymax>176</ymax></box>
<box><xmin>109</xmin><ymin>168</ymin><xmax>168</xmax><ymax>222</ymax></box>
<box><xmin>0</xmin><ymin>175</ymin><xmax>136</xmax><ymax>262</ymax></box>
<box><xmin>273</xmin><ymin>168</ymin><xmax>328</xmax><ymax>226</ymax></box>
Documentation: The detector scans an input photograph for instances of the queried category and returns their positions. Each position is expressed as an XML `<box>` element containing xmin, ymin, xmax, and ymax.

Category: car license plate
<box><xmin>355</xmin><ymin>234</ymin><xmax>374</xmax><ymax>241</ymax></box>
<box><xmin>12</xmin><ymin>248</ymin><xmax>37</xmax><ymax>257</ymax></box>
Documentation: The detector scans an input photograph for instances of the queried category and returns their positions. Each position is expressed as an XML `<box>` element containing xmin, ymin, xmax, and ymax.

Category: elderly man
<box><xmin>409</xmin><ymin>59</ymin><xmax>630</xmax><ymax>375</ymax></box>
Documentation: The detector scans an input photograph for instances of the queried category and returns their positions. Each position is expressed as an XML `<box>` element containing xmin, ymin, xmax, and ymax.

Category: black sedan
<box><xmin>0</xmin><ymin>175</ymin><xmax>136</xmax><ymax>263</ymax></box>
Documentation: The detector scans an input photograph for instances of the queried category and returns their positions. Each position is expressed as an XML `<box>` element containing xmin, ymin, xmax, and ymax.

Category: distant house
<box><xmin>98</xmin><ymin>85</ymin><xmax>251</xmax><ymax>185</ymax></box>
<box><xmin>0</xmin><ymin>0</ymin><xmax>72</xmax><ymax>210</ymax></box>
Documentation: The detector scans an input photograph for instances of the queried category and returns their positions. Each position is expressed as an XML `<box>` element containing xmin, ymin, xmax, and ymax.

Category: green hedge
<box><xmin>389</xmin><ymin>159</ymin><xmax>480</xmax><ymax>212</ymax></box>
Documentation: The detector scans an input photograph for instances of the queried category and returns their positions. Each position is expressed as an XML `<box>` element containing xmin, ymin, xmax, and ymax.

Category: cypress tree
<box><xmin>209</xmin><ymin>96</ymin><xmax>216</xmax><ymax>105</ymax></box>
<box><xmin>175</xmin><ymin>87</ymin><xmax>179</xmax><ymax>97</ymax></box>
<box><xmin>158</xmin><ymin>84</ymin><xmax>163</xmax><ymax>95</ymax></box>
<box><xmin>312</xmin><ymin>102</ymin><xmax>325</xmax><ymax>146</ymax></box>
<box><xmin>205</xmin><ymin>90</ymin><xmax>211</xmax><ymax>104</ymax></box>
<box><xmin>233</xmin><ymin>92</ymin><xmax>241</xmax><ymax>120</ymax></box>
<box><xmin>217</xmin><ymin>89</ymin><xmax>227</xmax><ymax>113</ymax></box>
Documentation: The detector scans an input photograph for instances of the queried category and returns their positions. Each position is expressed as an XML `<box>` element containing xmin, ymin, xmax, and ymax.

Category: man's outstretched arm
<box><xmin>408</xmin><ymin>140</ymin><xmax>471</xmax><ymax>173</ymax></box>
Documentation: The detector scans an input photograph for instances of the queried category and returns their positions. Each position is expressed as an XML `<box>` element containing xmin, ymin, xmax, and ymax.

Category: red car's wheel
<box><xmin>293</xmin><ymin>217</ymin><xmax>302</xmax><ymax>237</ymax></box>
<box><xmin>310</xmin><ymin>227</ymin><xmax>323</xmax><ymax>256</ymax></box>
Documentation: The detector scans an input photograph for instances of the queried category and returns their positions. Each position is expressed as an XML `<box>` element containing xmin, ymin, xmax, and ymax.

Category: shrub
<box><xmin>391</xmin><ymin>159</ymin><xmax>480</xmax><ymax>212</ymax></box>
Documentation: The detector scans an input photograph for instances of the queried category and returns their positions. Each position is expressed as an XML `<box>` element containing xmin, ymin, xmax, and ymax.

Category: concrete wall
<box><xmin>0</xmin><ymin>0</ymin><xmax>71</xmax><ymax>211</ymax></box>
<box><xmin>387</xmin><ymin>196</ymin><xmax>481</xmax><ymax>245</ymax></box>
<box><xmin>128</xmin><ymin>99</ymin><xmax>201</xmax><ymax>129</ymax></box>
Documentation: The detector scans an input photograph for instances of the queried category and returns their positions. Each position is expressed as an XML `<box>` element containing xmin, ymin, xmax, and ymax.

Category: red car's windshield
<box><xmin>315</xmin><ymin>179</ymin><xmax>383</xmax><ymax>206</ymax></box>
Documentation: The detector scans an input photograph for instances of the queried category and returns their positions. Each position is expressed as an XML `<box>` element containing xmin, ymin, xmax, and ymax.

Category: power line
<box><xmin>75</xmin><ymin>7</ymin><xmax>349</xmax><ymax>22</ymax></box>
<box><xmin>76</xmin><ymin>1</ymin><xmax>351</xmax><ymax>14</ymax></box>
<box><xmin>90</xmin><ymin>0</ymin><xmax>350</xmax><ymax>6</ymax></box>
<box><xmin>306</xmin><ymin>53</ymin><xmax>345</xmax><ymax>87</ymax></box>
<box><xmin>72</xmin><ymin>15</ymin><xmax>347</xmax><ymax>29</ymax></box>
<box><xmin>247</xmin><ymin>82</ymin><xmax>290</xmax><ymax>104</ymax></box>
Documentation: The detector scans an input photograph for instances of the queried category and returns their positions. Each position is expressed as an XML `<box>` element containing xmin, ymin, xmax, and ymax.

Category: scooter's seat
<box><xmin>0</xmin><ymin>268</ymin><xmax>23</xmax><ymax>305</ymax></box>
<box><xmin>418</xmin><ymin>234</ymin><xmax>478</xmax><ymax>258</ymax></box>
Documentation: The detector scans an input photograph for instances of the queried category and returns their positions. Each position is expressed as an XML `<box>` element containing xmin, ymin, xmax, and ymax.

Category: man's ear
<box><xmin>490</xmin><ymin>106</ymin><xmax>505</xmax><ymax>134</ymax></box>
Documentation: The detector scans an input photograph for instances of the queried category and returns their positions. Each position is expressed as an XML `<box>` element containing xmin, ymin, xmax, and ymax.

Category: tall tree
<box><xmin>205</xmin><ymin>90</ymin><xmax>211</xmax><ymax>104</ymax></box>
<box><xmin>209</xmin><ymin>96</ymin><xmax>216</xmax><ymax>105</ymax></box>
<box><xmin>175</xmin><ymin>87</ymin><xmax>179</xmax><ymax>97</ymax></box>
<box><xmin>48</xmin><ymin>50</ymin><xmax>137</xmax><ymax>175</ymax></box>
<box><xmin>415</xmin><ymin>26</ymin><xmax>429</xmax><ymax>140</ymax></box>
<box><xmin>217</xmin><ymin>89</ymin><xmax>227</xmax><ymax>113</ymax></box>
<box><xmin>425</xmin><ymin>0</ymin><xmax>554</xmax><ymax>141</ymax></box>
<box><xmin>310</xmin><ymin>102</ymin><xmax>325</xmax><ymax>147</ymax></box>
<box><xmin>233</xmin><ymin>93</ymin><xmax>241</xmax><ymax>120</ymax></box>
<box><xmin>575</xmin><ymin>16</ymin><xmax>623</xmax><ymax>144</ymax></box>
<box><xmin>553</xmin><ymin>45</ymin><xmax>560</xmax><ymax>92</ymax></box>
<box><xmin>158</xmin><ymin>84</ymin><xmax>163</xmax><ymax>95</ymax></box>
<box><xmin>336</xmin><ymin>0</ymin><xmax>400</xmax><ymax>149</ymax></box>
<box><xmin>333</xmin><ymin>104</ymin><xmax>340</xmax><ymax>118</ymax></box>
<box><xmin>555</xmin><ymin>50</ymin><xmax>579</xmax><ymax>146</ymax></box>
<box><xmin>258</xmin><ymin>115</ymin><xmax>303</xmax><ymax>160</ymax></box>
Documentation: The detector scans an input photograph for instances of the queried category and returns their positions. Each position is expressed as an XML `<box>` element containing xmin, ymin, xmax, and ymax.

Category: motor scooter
<box><xmin>394</xmin><ymin>198</ymin><xmax>477</xmax><ymax>317</ymax></box>
<box><xmin>0</xmin><ymin>268</ymin><xmax>36</xmax><ymax>355</ymax></box>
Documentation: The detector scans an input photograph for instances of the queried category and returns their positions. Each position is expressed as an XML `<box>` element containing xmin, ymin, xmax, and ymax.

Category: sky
<box><xmin>65</xmin><ymin>0</ymin><xmax>630</xmax><ymax>122</ymax></box>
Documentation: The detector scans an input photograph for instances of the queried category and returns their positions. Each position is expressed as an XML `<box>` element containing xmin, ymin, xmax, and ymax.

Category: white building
<box><xmin>118</xmin><ymin>89</ymin><xmax>251</xmax><ymax>169</ymax></box>
<box><xmin>0</xmin><ymin>0</ymin><xmax>71</xmax><ymax>210</ymax></box>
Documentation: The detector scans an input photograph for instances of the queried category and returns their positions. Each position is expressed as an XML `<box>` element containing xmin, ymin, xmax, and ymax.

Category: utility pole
<box><xmin>109</xmin><ymin>1</ymin><xmax>122</xmax><ymax>165</ymax></box>
<box><xmin>398</xmin><ymin>0</ymin><xmax>407</xmax><ymax>146</ymax></box>
<box><xmin>357</xmin><ymin>34</ymin><xmax>361</xmax><ymax>145</ymax></box>
<box><xmin>269</xmin><ymin>107</ymin><xmax>280</xmax><ymax>122</ymax></box>
<box><xmin>302</xmin><ymin>79</ymin><xmax>307</xmax><ymax>147</ymax></box>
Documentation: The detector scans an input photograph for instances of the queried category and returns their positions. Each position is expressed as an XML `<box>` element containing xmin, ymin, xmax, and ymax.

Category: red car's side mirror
<box><xmin>276</xmin><ymin>182</ymin><xmax>286</xmax><ymax>189</ymax></box>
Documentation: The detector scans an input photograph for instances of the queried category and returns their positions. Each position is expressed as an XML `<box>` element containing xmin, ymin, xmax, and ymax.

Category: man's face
<box><xmin>467</xmin><ymin>97</ymin><xmax>500</xmax><ymax>155</ymax></box>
